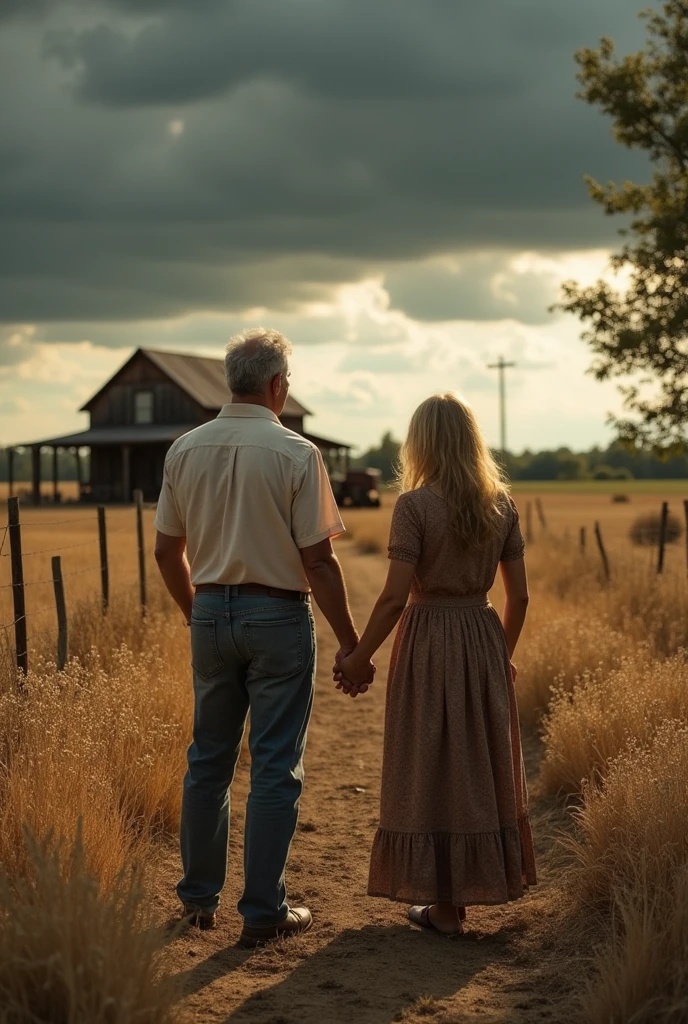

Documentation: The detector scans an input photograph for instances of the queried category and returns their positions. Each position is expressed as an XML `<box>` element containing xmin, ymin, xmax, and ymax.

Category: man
<box><xmin>154</xmin><ymin>327</ymin><xmax>374</xmax><ymax>948</ymax></box>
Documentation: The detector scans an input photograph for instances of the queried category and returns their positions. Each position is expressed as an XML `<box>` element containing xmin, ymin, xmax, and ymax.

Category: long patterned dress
<box><xmin>368</xmin><ymin>488</ymin><xmax>537</xmax><ymax>906</ymax></box>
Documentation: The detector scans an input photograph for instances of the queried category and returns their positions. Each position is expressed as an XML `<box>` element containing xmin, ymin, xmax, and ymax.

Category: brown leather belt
<box><xmin>195</xmin><ymin>583</ymin><xmax>309</xmax><ymax>602</ymax></box>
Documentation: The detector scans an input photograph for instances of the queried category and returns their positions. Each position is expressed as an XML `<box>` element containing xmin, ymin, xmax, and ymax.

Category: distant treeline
<box><xmin>3</xmin><ymin>438</ymin><xmax>687</xmax><ymax>485</ymax></box>
<box><xmin>355</xmin><ymin>433</ymin><xmax>688</xmax><ymax>483</ymax></box>
<box><xmin>0</xmin><ymin>448</ymin><xmax>88</xmax><ymax>482</ymax></box>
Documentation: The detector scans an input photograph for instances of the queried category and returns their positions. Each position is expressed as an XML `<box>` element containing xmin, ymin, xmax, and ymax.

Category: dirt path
<box><xmin>159</xmin><ymin>542</ymin><xmax>578</xmax><ymax>1023</ymax></box>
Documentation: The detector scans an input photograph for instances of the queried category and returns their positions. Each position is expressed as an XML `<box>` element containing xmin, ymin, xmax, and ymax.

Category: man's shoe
<box><xmin>238</xmin><ymin>907</ymin><xmax>312</xmax><ymax>949</ymax></box>
<box><xmin>182</xmin><ymin>902</ymin><xmax>217</xmax><ymax>931</ymax></box>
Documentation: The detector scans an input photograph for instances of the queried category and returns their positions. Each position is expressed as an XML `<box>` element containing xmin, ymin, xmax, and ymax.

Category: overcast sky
<box><xmin>1</xmin><ymin>0</ymin><xmax>649</xmax><ymax>452</ymax></box>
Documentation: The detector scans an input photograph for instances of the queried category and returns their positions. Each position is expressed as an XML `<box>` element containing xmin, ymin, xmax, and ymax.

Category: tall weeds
<box><xmin>0</xmin><ymin>623</ymin><xmax>190</xmax><ymax>885</ymax></box>
<box><xmin>0</xmin><ymin>830</ymin><xmax>177</xmax><ymax>1024</ymax></box>
<box><xmin>570</xmin><ymin>723</ymin><xmax>688</xmax><ymax>1023</ymax></box>
<box><xmin>541</xmin><ymin>650</ymin><xmax>688</xmax><ymax>795</ymax></box>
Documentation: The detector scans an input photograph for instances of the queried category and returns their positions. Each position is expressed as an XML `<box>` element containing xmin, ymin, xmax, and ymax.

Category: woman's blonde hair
<box><xmin>398</xmin><ymin>393</ymin><xmax>508</xmax><ymax>549</ymax></box>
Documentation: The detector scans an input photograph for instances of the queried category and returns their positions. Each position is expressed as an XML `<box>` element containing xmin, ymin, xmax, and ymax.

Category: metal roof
<box><xmin>25</xmin><ymin>425</ymin><xmax>198</xmax><ymax>449</ymax></box>
<box><xmin>20</xmin><ymin>424</ymin><xmax>352</xmax><ymax>453</ymax></box>
<box><xmin>303</xmin><ymin>431</ymin><xmax>352</xmax><ymax>451</ymax></box>
<box><xmin>80</xmin><ymin>347</ymin><xmax>312</xmax><ymax>419</ymax></box>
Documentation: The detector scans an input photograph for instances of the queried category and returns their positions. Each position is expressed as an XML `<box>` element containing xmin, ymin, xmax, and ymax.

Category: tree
<box><xmin>559</xmin><ymin>1</ymin><xmax>688</xmax><ymax>453</ymax></box>
<box><xmin>355</xmin><ymin>431</ymin><xmax>401</xmax><ymax>481</ymax></box>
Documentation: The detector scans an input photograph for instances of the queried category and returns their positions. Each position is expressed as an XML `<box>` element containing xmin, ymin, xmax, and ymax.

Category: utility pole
<box><xmin>487</xmin><ymin>356</ymin><xmax>516</xmax><ymax>456</ymax></box>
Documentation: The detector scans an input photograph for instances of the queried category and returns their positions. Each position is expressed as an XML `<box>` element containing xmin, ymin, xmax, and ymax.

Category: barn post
<box><xmin>122</xmin><ymin>444</ymin><xmax>131</xmax><ymax>503</ymax></box>
<box><xmin>52</xmin><ymin>446</ymin><xmax>59</xmax><ymax>503</ymax></box>
<box><xmin>74</xmin><ymin>447</ymin><xmax>83</xmax><ymax>500</ymax></box>
<box><xmin>31</xmin><ymin>445</ymin><xmax>41</xmax><ymax>505</ymax></box>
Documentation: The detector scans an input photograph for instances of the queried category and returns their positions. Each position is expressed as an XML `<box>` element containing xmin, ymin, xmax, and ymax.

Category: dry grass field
<box><xmin>0</xmin><ymin>484</ymin><xmax>687</xmax><ymax>1022</ymax></box>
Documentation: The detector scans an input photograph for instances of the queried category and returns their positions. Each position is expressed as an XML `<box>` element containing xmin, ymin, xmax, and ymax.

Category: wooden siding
<box><xmin>89</xmin><ymin>352</ymin><xmax>206</xmax><ymax>427</ymax></box>
<box><xmin>87</xmin><ymin>350</ymin><xmax>305</xmax><ymax>433</ymax></box>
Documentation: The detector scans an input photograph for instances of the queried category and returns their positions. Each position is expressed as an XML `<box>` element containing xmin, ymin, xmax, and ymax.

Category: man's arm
<box><xmin>300</xmin><ymin>537</ymin><xmax>357</xmax><ymax>649</ymax></box>
<box><xmin>154</xmin><ymin>531</ymin><xmax>195</xmax><ymax>624</ymax></box>
<box><xmin>300</xmin><ymin>538</ymin><xmax>375</xmax><ymax>690</ymax></box>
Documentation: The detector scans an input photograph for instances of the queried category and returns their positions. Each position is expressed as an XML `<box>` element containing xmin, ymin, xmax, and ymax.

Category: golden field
<box><xmin>0</xmin><ymin>485</ymin><xmax>687</xmax><ymax>1022</ymax></box>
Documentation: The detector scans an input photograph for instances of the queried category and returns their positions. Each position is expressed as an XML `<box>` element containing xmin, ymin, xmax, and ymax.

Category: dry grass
<box><xmin>541</xmin><ymin>651</ymin><xmax>688</xmax><ymax>795</ymax></box>
<box><xmin>0</xmin><ymin>506</ymin><xmax>189</xmax><ymax>1022</ymax></box>
<box><xmin>0</xmin><ymin>830</ymin><xmax>178</xmax><ymax>1024</ymax></box>
<box><xmin>0</xmin><ymin>631</ymin><xmax>190</xmax><ymax>886</ymax></box>
<box><xmin>569</xmin><ymin>722</ymin><xmax>688</xmax><ymax>1023</ymax></box>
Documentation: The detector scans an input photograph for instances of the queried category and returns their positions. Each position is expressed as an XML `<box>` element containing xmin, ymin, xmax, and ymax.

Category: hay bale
<box><xmin>629</xmin><ymin>511</ymin><xmax>683</xmax><ymax>547</ymax></box>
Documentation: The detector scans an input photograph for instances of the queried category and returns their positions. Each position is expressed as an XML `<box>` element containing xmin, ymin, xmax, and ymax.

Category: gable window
<box><xmin>134</xmin><ymin>390</ymin><xmax>154</xmax><ymax>424</ymax></box>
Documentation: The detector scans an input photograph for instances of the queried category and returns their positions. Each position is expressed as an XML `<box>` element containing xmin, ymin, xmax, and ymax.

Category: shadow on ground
<box><xmin>174</xmin><ymin>921</ymin><xmax>521</xmax><ymax>1024</ymax></box>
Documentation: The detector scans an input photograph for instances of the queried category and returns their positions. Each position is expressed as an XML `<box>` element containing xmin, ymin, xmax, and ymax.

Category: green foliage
<box><xmin>558</xmin><ymin>1</ymin><xmax>688</xmax><ymax>453</ymax></box>
<box><xmin>355</xmin><ymin>436</ymin><xmax>688</xmax><ymax>483</ymax></box>
<box><xmin>0</xmin><ymin>448</ymin><xmax>88</xmax><ymax>483</ymax></box>
<box><xmin>354</xmin><ymin>431</ymin><xmax>401</xmax><ymax>482</ymax></box>
<box><xmin>504</xmin><ymin>441</ymin><xmax>688</xmax><ymax>480</ymax></box>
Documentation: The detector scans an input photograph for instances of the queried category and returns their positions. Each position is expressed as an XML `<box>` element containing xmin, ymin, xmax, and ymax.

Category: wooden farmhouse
<box><xmin>11</xmin><ymin>348</ymin><xmax>351</xmax><ymax>504</ymax></box>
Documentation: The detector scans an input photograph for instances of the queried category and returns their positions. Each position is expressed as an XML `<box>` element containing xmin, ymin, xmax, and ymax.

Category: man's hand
<box><xmin>333</xmin><ymin>646</ymin><xmax>368</xmax><ymax>699</ymax></box>
<box><xmin>333</xmin><ymin>649</ymin><xmax>375</xmax><ymax>698</ymax></box>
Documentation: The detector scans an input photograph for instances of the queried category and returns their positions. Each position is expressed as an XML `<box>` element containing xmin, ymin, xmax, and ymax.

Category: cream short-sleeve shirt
<box><xmin>154</xmin><ymin>404</ymin><xmax>345</xmax><ymax>591</ymax></box>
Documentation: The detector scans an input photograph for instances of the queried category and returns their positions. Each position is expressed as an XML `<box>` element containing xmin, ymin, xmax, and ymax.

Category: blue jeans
<box><xmin>177</xmin><ymin>590</ymin><xmax>316</xmax><ymax>925</ymax></box>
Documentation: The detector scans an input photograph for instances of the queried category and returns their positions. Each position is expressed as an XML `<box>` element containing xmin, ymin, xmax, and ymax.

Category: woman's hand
<box><xmin>333</xmin><ymin>650</ymin><xmax>375</xmax><ymax>698</ymax></box>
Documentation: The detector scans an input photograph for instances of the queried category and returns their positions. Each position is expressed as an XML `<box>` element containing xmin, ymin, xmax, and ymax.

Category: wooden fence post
<box><xmin>134</xmin><ymin>490</ymin><xmax>147</xmax><ymax>610</ymax></box>
<box><xmin>51</xmin><ymin>555</ymin><xmax>68</xmax><ymax>671</ymax></box>
<box><xmin>579</xmin><ymin>526</ymin><xmax>586</xmax><ymax>555</ymax></box>
<box><xmin>594</xmin><ymin>520</ymin><xmax>611</xmax><ymax>582</ymax></box>
<box><xmin>97</xmin><ymin>506</ymin><xmax>109</xmax><ymax>614</ymax></box>
<box><xmin>657</xmin><ymin>501</ymin><xmax>669</xmax><ymax>575</ymax></box>
<box><xmin>525</xmin><ymin>501</ymin><xmax>533</xmax><ymax>544</ymax></box>
<box><xmin>7</xmin><ymin>497</ymin><xmax>27</xmax><ymax>678</ymax></box>
<box><xmin>535</xmin><ymin>498</ymin><xmax>547</xmax><ymax>531</ymax></box>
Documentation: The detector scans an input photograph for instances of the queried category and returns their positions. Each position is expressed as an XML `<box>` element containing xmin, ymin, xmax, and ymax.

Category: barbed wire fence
<box><xmin>1</xmin><ymin>491</ymin><xmax>150</xmax><ymax>682</ymax></box>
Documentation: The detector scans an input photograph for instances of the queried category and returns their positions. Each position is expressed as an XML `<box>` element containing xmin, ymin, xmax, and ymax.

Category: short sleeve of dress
<box><xmin>500</xmin><ymin>498</ymin><xmax>525</xmax><ymax>562</ymax></box>
<box><xmin>388</xmin><ymin>493</ymin><xmax>423</xmax><ymax>565</ymax></box>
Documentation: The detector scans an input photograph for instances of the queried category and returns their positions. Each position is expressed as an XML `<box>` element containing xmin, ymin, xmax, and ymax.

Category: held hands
<box><xmin>333</xmin><ymin>645</ymin><xmax>375</xmax><ymax>699</ymax></box>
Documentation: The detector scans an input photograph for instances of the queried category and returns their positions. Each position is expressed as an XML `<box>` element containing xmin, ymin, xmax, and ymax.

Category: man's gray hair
<box><xmin>224</xmin><ymin>327</ymin><xmax>292</xmax><ymax>396</ymax></box>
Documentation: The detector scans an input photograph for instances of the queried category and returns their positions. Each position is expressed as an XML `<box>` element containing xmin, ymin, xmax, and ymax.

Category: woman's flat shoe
<box><xmin>408</xmin><ymin>905</ymin><xmax>464</xmax><ymax>937</ymax></box>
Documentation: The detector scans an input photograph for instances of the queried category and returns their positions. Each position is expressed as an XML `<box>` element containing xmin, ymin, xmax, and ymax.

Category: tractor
<box><xmin>330</xmin><ymin>467</ymin><xmax>382</xmax><ymax>508</ymax></box>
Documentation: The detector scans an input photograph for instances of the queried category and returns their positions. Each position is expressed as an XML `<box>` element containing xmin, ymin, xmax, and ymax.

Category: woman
<box><xmin>334</xmin><ymin>393</ymin><xmax>536</xmax><ymax>936</ymax></box>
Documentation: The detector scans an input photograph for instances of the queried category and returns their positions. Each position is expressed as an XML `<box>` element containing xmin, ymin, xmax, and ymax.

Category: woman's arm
<box><xmin>334</xmin><ymin>559</ymin><xmax>415</xmax><ymax>689</ymax></box>
<box><xmin>499</xmin><ymin>556</ymin><xmax>529</xmax><ymax>660</ymax></box>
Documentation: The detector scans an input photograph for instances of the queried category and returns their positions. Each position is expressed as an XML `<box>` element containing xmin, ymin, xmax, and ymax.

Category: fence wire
<box><xmin>1</xmin><ymin>499</ymin><xmax>153</xmax><ymax>675</ymax></box>
<box><xmin>21</xmin><ymin>517</ymin><xmax>94</xmax><ymax>528</ymax></box>
<box><xmin>0</xmin><ymin>606</ymin><xmax>56</xmax><ymax>630</ymax></box>
<box><xmin>24</xmin><ymin>626</ymin><xmax>61</xmax><ymax>644</ymax></box>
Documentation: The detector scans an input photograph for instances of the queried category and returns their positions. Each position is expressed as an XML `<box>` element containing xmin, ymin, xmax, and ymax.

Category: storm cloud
<box><xmin>1</xmin><ymin>0</ymin><xmax>647</xmax><ymax>324</ymax></box>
